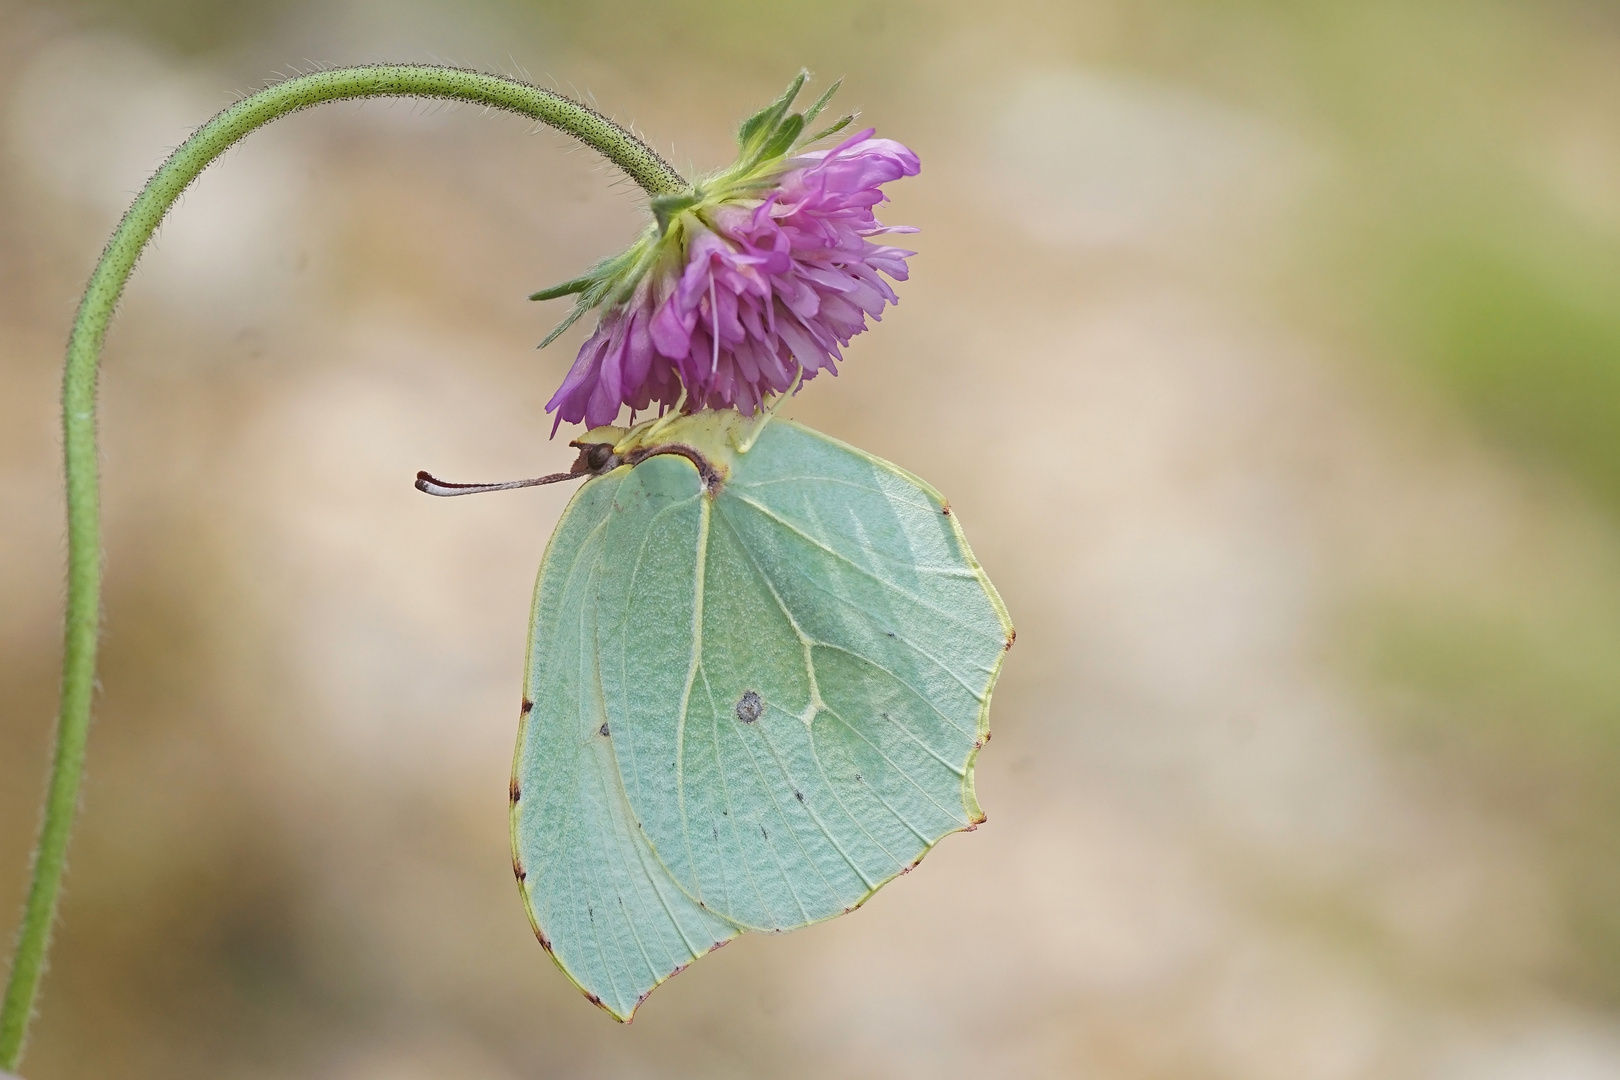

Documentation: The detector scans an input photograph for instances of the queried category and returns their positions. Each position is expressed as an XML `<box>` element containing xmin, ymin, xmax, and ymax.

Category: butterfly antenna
<box><xmin>415</xmin><ymin>469</ymin><xmax>584</xmax><ymax>496</ymax></box>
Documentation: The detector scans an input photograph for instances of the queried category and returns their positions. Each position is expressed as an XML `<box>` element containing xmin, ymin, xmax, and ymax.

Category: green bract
<box><xmin>510</xmin><ymin>410</ymin><xmax>1012</xmax><ymax>1019</ymax></box>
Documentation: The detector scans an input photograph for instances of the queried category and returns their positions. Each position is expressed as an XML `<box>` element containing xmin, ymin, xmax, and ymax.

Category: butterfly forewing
<box><xmin>514</xmin><ymin>469</ymin><xmax>738</xmax><ymax>1021</ymax></box>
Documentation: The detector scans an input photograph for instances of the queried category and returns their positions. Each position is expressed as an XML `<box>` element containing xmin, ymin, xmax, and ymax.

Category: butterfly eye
<box><xmin>564</xmin><ymin>442</ymin><xmax>618</xmax><ymax>475</ymax></box>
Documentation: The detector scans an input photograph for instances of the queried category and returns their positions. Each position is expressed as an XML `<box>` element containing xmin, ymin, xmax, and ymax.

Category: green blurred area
<box><xmin>1407</xmin><ymin>231</ymin><xmax>1620</xmax><ymax>506</ymax></box>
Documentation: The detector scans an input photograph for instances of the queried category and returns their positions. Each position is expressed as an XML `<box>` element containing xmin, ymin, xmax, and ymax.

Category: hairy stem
<box><xmin>0</xmin><ymin>63</ymin><xmax>687</xmax><ymax>1069</ymax></box>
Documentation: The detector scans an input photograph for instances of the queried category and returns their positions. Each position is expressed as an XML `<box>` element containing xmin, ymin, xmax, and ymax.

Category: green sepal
<box><xmin>651</xmin><ymin>191</ymin><xmax>701</xmax><ymax>235</ymax></box>
<box><xmin>529</xmin><ymin>274</ymin><xmax>597</xmax><ymax>302</ymax></box>
<box><xmin>532</xmin><ymin>241</ymin><xmax>658</xmax><ymax>348</ymax></box>
<box><xmin>736</xmin><ymin>70</ymin><xmax>806</xmax><ymax>153</ymax></box>
<box><xmin>757</xmin><ymin>112</ymin><xmax>806</xmax><ymax>162</ymax></box>
<box><xmin>536</xmin><ymin>302</ymin><xmax>591</xmax><ymax>349</ymax></box>
<box><xmin>804</xmin><ymin>112</ymin><xmax>857</xmax><ymax>146</ymax></box>
<box><xmin>800</xmin><ymin>78</ymin><xmax>842</xmax><ymax>126</ymax></box>
<box><xmin>533</xmin><ymin>258</ymin><xmax>620</xmax><ymax>347</ymax></box>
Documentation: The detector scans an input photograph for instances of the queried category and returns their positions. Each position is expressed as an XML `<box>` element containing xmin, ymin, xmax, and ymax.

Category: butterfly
<box><xmin>419</xmin><ymin>408</ymin><xmax>1011</xmax><ymax>1019</ymax></box>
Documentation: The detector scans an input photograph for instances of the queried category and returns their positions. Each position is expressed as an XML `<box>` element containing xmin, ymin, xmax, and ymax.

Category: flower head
<box><xmin>536</xmin><ymin>74</ymin><xmax>920</xmax><ymax>432</ymax></box>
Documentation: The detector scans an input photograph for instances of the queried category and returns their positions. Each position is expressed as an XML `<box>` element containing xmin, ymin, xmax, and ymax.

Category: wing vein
<box><xmin>727</xmin><ymin>493</ymin><xmax>996</xmax><ymax>644</ymax></box>
<box><xmin>671</xmin><ymin>497</ymin><xmax>712</xmax><ymax>905</ymax></box>
<box><xmin>821</xmin><ymin>701</ymin><xmax>967</xmax><ymax>828</ymax></box>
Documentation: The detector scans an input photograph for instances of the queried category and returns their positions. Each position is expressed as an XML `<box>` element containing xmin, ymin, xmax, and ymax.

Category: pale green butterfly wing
<box><xmin>597</xmin><ymin>420</ymin><xmax>1012</xmax><ymax>932</ymax></box>
<box><xmin>512</xmin><ymin>467</ymin><xmax>740</xmax><ymax>1021</ymax></box>
<box><xmin>516</xmin><ymin>415</ymin><xmax>1011</xmax><ymax>1015</ymax></box>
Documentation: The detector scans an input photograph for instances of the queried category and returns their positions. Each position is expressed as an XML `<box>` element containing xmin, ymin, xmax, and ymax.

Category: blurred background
<box><xmin>3</xmin><ymin>0</ymin><xmax>1620</xmax><ymax>1076</ymax></box>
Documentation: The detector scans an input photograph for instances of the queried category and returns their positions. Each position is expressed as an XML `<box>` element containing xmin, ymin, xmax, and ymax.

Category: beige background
<box><xmin>4</xmin><ymin>0</ymin><xmax>1620</xmax><ymax>1077</ymax></box>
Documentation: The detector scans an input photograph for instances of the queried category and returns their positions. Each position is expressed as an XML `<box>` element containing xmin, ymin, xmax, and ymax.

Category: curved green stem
<box><xmin>0</xmin><ymin>63</ymin><xmax>687</xmax><ymax>1069</ymax></box>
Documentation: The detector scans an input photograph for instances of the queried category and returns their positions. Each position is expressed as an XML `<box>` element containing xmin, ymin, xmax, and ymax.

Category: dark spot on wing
<box><xmin>941</xmin><ymin>502</ymin><xmax>952</xmax><ymax>516</ymax></box>
<box><xmin>1005</xmin><ymin>628</ymin><xmax>1016</xmax><ymax>650</ymax></box>
<box><xmin>509</xmin><ymin>776</ymin><xmax>521</xmax><ymax>803</ymax></box>
<box><xmin>512</xmin><ymin>852</ymin><xmax>526</xmax><ymax>882</ymax></box>
<box><xmin>854</xmin><ymin>772</ymin><xmax>863</xmax><ymax>783</ymax></box>
<box><xmin>761</xmin><ymin>825</ymin><xmax>769</xmax><ymax>840</ymax></box>
<box><xmin>712</xmin><ymin>824</ymin><xmax>719</xmax><ymax>840</ymax></box>
<box><xmin>735</xmin><ymin>689</ymin><xmax>763</xmax><ymax>723</ymax></box>
<box><xmin>520</xmin><ymin>699</ymin><xmax>533</xmax><ymax>715</ymax></box>
<box><xmin>599</xmin><ymin>722</ymin><xmax>610</xmax><ymax>737</ymax></box>
<box><xmin>794</xmin><ymin>790</ymin><xmax>804</xmax><ymax>803</ymax></box>
<box><xmin>535</xmin><ymin>929</ymin><xmax>553</xmax><ymax>952</ymax></box>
